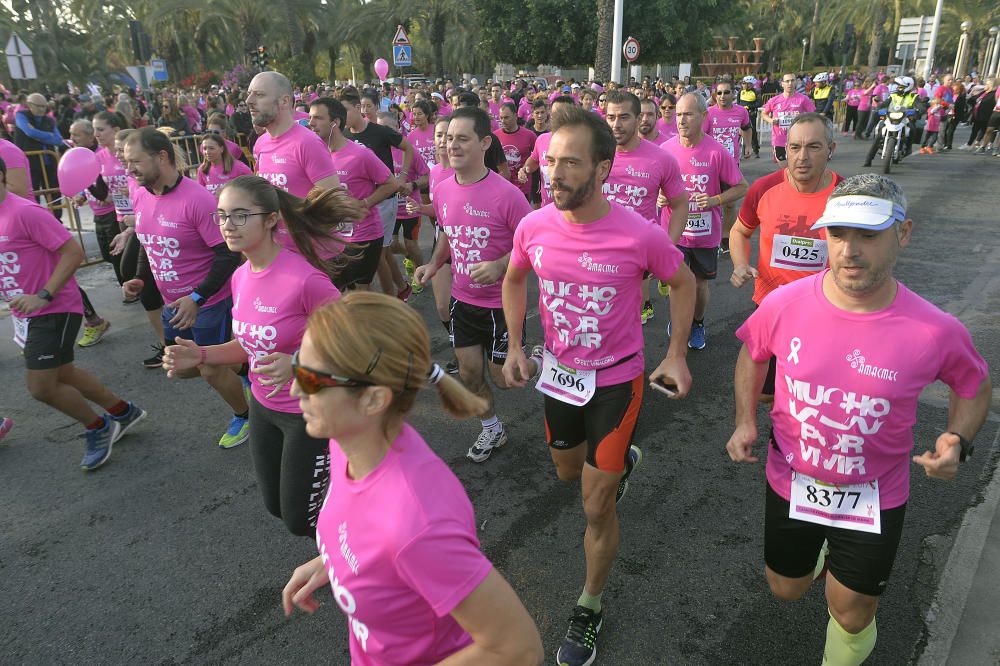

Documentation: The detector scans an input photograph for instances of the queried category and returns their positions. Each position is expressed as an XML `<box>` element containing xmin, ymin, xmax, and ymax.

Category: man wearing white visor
<box><xmin>725</xmin><ymin>173</ymin><xmax>992</xmax><ymax>665</ymax></box>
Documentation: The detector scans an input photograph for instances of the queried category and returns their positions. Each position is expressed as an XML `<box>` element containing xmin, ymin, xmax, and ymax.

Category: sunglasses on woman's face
<box><xmin>291</xmin><ymin>350</ymin><xmax>373</xmax><ymax>395</ymax></box>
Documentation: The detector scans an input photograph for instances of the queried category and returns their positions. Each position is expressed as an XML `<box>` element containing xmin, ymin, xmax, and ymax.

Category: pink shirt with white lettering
<box><xmin>428</xmin><ymin>163</ymin><xmax>453</xmax><ymax>195</ymax></box>
<box><xmin>662</xmin><ymin>135</ymin><xmax>743</xmax><ymax>249</ymax></box>
<box><xmin>603</xmin><ymin>139</ymin><xmax>684</xmax><ymax>224</ymax></box>
<box><xmin>230</xmin><ymin>249</ymin><xmax>340</xmax><ymax>412</ymax></box>
<box><xmin>737</xmin><ymin>272</ymin><xmax>988</xmax><ymax>509</ymax></box>
<box><xmin>196</xmin><ymin>159</ymin><xmax>253</xmax><ymax>198</ymax></box>
<box><xmin>407</xmin><ymin>125</ymin><xmax>436</xmax><ymax>168</ymax></box>
<box><xmin>762</xmin><ymin>93</ymin><xmax>816</xmax><ymax>147</ymax></box>
<box><xmin>655</xmin><ymin>119</ymin><xmax>678</xmax><ymax>142</ymax></box>
<box><xmin>95</xmin><ymin>148</ymin><xmax>133</xmax><ymax>220</ymax></box>
<box><xmin>392</xmin><ymin>146</ymin><xmax>429</xmax><ymax>220</ymax></box>
<box><xmin>497</xmin><ymin>126</ymin><xmax>536</xmax><ymax>199</ymax></box>
<box><xmin>316</xmin><ymin>422</ymin><xmax>493</xmax><ymax>665</ymax></box>
<box><xmin>530</xmin><ymin>132</ymin><xmax>553</xmax><ymax>205</ymax></box>
<box><xmin>432</xmin><ymin>169</ymin><xmax>531</xmax><ymax>308</ymax></box>
<box><xmin>330</xmin><ymin>140</ymin><xmax>392</xmax><ymax>243</ymax></box>
<box><xmin>133</xmin><ymin>177</ymin><xmax>231</xmax><ymax>307</ymax></box>
<box><xmin>511</xmin><ymin>202</ymin><xmax>684</xmax><ymax>386</ymax></box>
<box><xmin>703</xmin><ymin>105</ymin><xmax>751</xmax><ymax>159</ymax></box>
<box><xmin>0</xmin><ymin>193</ymin><xmax>84</xmax><ymax>318</ymax></box>
<box><xmin>253</xmin><ymin>123</ymin><xmax>337</xmax><ymax>197</ymax></box>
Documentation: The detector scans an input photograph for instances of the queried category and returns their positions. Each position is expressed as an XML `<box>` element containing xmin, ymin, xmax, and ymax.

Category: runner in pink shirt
<box><xmin>406</xmin><ymin>100</ymin><xmax>437</xmax><ymax>167</ymax></box>
<box><xmin>655</xmin><ymin>93</ymin><xmax>679</xmax><ymax>141</ymax></box>
<box><xmin>662</xmin><ymin>93</ymin><xmax>748</xmax><ymax>351</ymax></box>
<box><xmin>727</xmin><ymin>174</ymin><xmax>991</xmax><ymax>666</ymax></box>
<box><xmin>0</xmin><ymin>137</ymin><xmax>32</xmax><ymax>197</ymax></box>
<box><xmin>603</xmin><ymin>90</ymin><xmax>688</xmax><ymax>325</ymax></box>
<box><xmin>248</xmin><ymin>72</ymin><xmax>340</xmax><ymax>197</ymax></box>
<box><xmin>205</xmin><ymin>114</ymin><xmax>250</xmax><ymax>165</ymax></box>
<box><xmin>414</xmin><ymin>107</ymin><xmax>533</xmax><ymax>464</ymax></box>
<box><xmin>163</xmin><ymin>175</ymin><xmax>354</xmax><ymax>537</ymax></box>
<box><xmin>497</xmin><ymin>102</ymin><xmax>536</xmax><ymax>200</ymax></box>
<box><xmin>124</xmin><ymin>127</ymin><xmax>250</xmax><ymax>450</ymax></box>
<box><xmin>520</xmin><ymin>96</ymin><xmax>577</xmax><ymax>207</ymax></box>
<box><xmin>761</xmin><ymin>73</ymin><xmax>816</xmax><ymax>163</ymax></box>
<box><xmin>502</xmin><ymin>106</ymin><xmax>695</xmax><ymax>666</ymax></box>
<box><xmin>281</xmin><ymin>293</ymin><xmax>542</xmax><ymax>665</ymax></box>
<box><xmin>703</xmin><ymin>81</ymin><xmax>753</xmax><ymax>255</ymax></box>
<box><xmin>197</xmin><ymin>133</ymin><xmax>252</xmax><ymax>197</ymax></box>
<box><xmin>381</xmin><ymin>114</ymin><xmax>430</xmax><ymax>293</ymax></box>
<box><xmin>638</xmin><ymin>97</ymin><xmax>669</xmax><ymax>146</ymax></box>
<box><xmin>308</xmin><ymin>97</ymin><xmax>399</xmax><ymax>289</ymax></box>
<box><xmin>0</xmin><ymin>156</ymin><xmax>146</xmax><ymax>471</ymax></box>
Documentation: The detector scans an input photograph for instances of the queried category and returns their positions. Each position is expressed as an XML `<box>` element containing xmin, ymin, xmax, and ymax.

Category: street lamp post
<box><xmin>953</xmin><ymin>21</ymin><xmax>973</xmax><ymax>78</ymax></box>
<box><xmin>611</xmin><ymin>0</ymin><xmax>624</xmax><ymax>83</ymax></box>
<box><xmin>801</xmin><ymin>38</ymin><xmax>808</xmax><ymax>71</ymax></box>
<box><xmin>987</xmin><ymin>26</ymin><xmax>1000</xmax><ymax>78</ymax></box>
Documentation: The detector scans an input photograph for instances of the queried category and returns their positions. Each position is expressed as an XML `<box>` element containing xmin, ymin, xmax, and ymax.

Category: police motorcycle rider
<box><xmin>864</xmin><ymin>76</ymin><xmax>918</xmax><ymax>167</ymax></box>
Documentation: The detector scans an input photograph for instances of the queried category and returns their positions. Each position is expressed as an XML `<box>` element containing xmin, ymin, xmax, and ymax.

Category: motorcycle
<box><xmin>872</xmin><ymin>104</ymin><xmax>915</xmax><ymax>174</ymax></box>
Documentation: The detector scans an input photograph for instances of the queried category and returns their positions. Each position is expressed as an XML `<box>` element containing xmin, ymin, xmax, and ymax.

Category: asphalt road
<box><xmin>1</xmin><ymin>130</ymin><xmax>998</xmax><ymax>665</ymax></box>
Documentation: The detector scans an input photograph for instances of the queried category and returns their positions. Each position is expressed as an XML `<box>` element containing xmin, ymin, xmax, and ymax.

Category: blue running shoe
<box><xmin>556</xmin><ymin>605</ymin><xmax>603</xmax><ymax>666</ymax></box>
<box><xmin>80</xmin><ymin>417</ymin><xmax>121</xmax><ymax>471</ymax></box>
<box><xmin>616</xmin><ymin>445</ymin><xmax>643</xmax><ymax>504</ymax></box>
<box><xmin>109</xmin><ymin>402</ymin><xmax>147</xmax><ymax>439</ymax></box>
<box><xmin>688</xmin><ymin>322</ymin><xmax>707</xmax><ymax>350</ymax></box>
<box><xmin>219</xmin><ymin>415</ymin><xmax>249</xmax><ymax>449</ymax></box>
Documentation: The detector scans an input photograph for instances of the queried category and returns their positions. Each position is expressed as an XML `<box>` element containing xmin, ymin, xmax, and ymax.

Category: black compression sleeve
<box><xmin>193</xmin><ymin>242</ymin><xmax>241</xmax><ymax>300</ymax></box>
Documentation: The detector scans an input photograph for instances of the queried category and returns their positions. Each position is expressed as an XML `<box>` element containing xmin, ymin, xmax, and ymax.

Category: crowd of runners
<box><xmin>1</xmin><ymin>66</ymin><xmax>994</xmax><ymax>666</ymax></box>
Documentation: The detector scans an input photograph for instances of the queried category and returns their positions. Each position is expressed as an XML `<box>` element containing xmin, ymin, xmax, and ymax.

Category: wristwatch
<box><xmin>37</xmin><ymin>289</ymin><xmax>54</xmax><ymax>302</ymax></box>
<box><xmin>189</xmin><ymin>291</ymin><xmax>205</xmax><ymax>307</ymax></box>
<box><xmin>948</xmin><ymin>432</ymin><xmax>974</xmax><ymax>462</ymax></box>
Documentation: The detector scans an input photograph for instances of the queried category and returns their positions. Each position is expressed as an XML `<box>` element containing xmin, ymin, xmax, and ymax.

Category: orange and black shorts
<box><xmin>544</xmin><ymin>375</ymin><xmax>644</xmax><ymax>473</ymax></box>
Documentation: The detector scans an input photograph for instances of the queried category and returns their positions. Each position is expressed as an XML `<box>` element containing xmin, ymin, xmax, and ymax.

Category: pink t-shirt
<box><xmin>0</xmin><ymin>138</ymin><xmax>33</xmax><ymax>196</ymax></box>
<box><xmin>846</xmin><ymin>88</ymin><xmax>863</xmax><ymax>107</ymax></box>
<box><xmin>655</xmin><ymin>118</ymin><xmax>678</xmax><ymax>142</ymax></box>
<box><xmin>428</xmin><ymin>163</ymin><xmax>453</xmax><ymax>195</ymax></box>
<box><xmin>83</xmin><ymin>147</ymin><xmax>115</xmax><ymax>216</ymax></box>
<box><xmin>253</xmin><ymin>123</ymin><xmax>337</xmax><ymax>198</ymax></box>
<box><xmin>762</xmin><ymin>93</ymin><xmax>816</xmax><ymax>147</ymax></box>
<box><xmin>432</xmin><ymin>169</ymin><xmax>531</xmax><ymax>308</ymax></box>
<box><xmin>133</xmin><ymin>177</ymin><xmax>231</xmax><ymax>307</ymax></box>
<box><xmin>530</xmin><ymin>132</ymin><xmax>553</xmax><ymax>205</ymax></box>
<box><xmin>926</xmin><ymin>106</ymin><xmax>945</xmax><ymax>133</ymax></box>
<box><xmin>230</xmin><ymin>249</ymin><xmax>340</xmax><ymax>412</ymax></box>
<box><xmin>872</xmin><ymin>84</ymin><xmax>889</xmax><ymax>103</ymax></box>
<box><xmin>497</xmin><ymin>126</ymin><xmax>537</xmax><ymax>199</ymax></box>
<box><xmin>857</xmin><ymin>88</ymin><xmax>874</xmax><ymax>112</ymax></box>
<box><xmin>330</xmin><ymin>140</ymin><xmax>392</xmax><ymax>243</ymax></box>
<box><xmin>736</xmin><ymin>273</ymin><xmax>989</xmax><ymax>509</ymax></box>
<box><xmin>196</xmin><ymin>159</ymin><xmax>253</xmax><ymax>197</ymax></box>
<box><xmin>316</xmin><ymin>422</ymin><xmax>493</xmax><ymax>665</ymax></box>
<box><xmin>94</xmin><ymin>148</ymin><xmax>133</xmax><ymax>220</ymax></box>
<box><xmin>392</xmin><ymin>146</ymin><xmax>429</xmax><ymax>220</ymax></box>
<box><xmin>662</xmin><ymin>135</ymin><xmax>743</xmax><ymax>249</ymax></box>
<box><xmin>407</xmin><ymin>125</ymin><xmax>436</xmax><ymax>167</ymax></box>
<box><xmin>703</xmin><ymin>105</ymin><xmax>751</xmax><ymax>159</ymax></box>
<box><xmin>602</xmin><ymin>139</ymin><xmax>683</xmax><ymax>224</ymax></box>
<box><xmin>511</xmin><ymin>202</ymin><xmax>684</xmax><ymax>386</ymax></box>
<box><xmin>643</xmin><ymin>130</ymin><xmax>671</xmax><ymax>146</ymax></box>
<box><xmin>0</xmin><ymin>193</ymin><xmax>84</xmax><ymax>318</ymax></box>
<box><xmin>487</xmin><ymin>101</ymin><xmax>503</xmax><ymax>124</ymax></box>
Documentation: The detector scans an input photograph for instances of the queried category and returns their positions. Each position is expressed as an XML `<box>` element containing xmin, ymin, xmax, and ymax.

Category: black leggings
<box><xmin>94</xmin><ymin>211</ymin><xmax>125</xmax><ymax>285</ymax></box>
<box><xmin>121</xmin><ymin>234</ymin><xmax>164</xmax><ymax>311</ymax></box>
<box><xmin>943</xmin><ymin>117</ymin><xmax>959</xmax><ymax>149</ymax></box>
<box><xmin>842</xmin><ymin>106</ymin><xmax>859</xmax><ymax>133</ymax></box>
<box><xmin>967</xmin><ymin>120</ymin><xmax>989</xmax><ymax>146</ymax></box>
<box><xmin>248</xmin><ymin>395</ymin><xmax>330</xmax><ymax>537</ymax></box>
<box><xmin>855</xmin><ymin>110</ymin><xmax>871</xmax><ymax>139</ymax></box>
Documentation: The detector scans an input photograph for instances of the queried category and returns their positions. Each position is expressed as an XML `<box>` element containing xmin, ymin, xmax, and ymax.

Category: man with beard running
<box><xmin>602</xmin><ymin>90</ymin><xmax>687</xmax><ymax>325</ymax></box>
<box><xmin>638</xmin><ymin>98</ymin><xmax>669</xmax><ymax>146</ymax></box>
<box><xmin>502</xmin><ymin>105</ymin><xmax>695</xmax><ymax>666</ymax></box>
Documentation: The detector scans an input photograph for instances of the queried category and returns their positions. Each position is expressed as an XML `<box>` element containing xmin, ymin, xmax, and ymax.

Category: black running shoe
<box><xmin>143</xmin><ymin>344</ymin><xmax>165</xmax><ymax>369</ymax></box>
<box><xmin>445</xmin><ymin>359</ymin><xmax>460</xmax><ymax>375</ymax></box>
<box><xmin>556</xmin><ymin>605</ymin><xmax>603</xmax><ymax>666</ymax></box>
<box><xmin>616</xmin><ymin>445</ymin><xmax>643</xmax><ymax>504</ymax></box>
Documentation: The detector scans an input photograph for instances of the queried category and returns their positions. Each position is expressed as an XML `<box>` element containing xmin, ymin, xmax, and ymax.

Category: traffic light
<box><xmin>256</xmin><ymin>45</ymin><xmax>269</xmax><ymax>71</ymax></box>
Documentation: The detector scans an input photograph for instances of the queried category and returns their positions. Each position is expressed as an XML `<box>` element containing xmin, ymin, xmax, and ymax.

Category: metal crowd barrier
<box><xmin>23</xmin><ymin>149</ymin><xmax>102</xmax><ymax>267</ymax></box>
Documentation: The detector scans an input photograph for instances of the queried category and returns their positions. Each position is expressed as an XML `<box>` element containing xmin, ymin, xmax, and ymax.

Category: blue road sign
<box><xmin>392</xmin><ymin>45</ymin><xmax>412</xmax><ymax>67</ymax></box>
<box><xmin>151</xmin><ymin>58</ymin><xmax>168</xmax><ymax>81</ymax></box>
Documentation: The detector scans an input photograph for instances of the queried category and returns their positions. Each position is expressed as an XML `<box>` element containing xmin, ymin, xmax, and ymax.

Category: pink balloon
<box><xmin>374</xmin><ymin>58</ymin><xmax>389</xmax><ymax>82</ymax></box>
<box><xmin>58</xmin><ymin>147</ymin><xmax>101</xmax><ymax>198</ymax></box>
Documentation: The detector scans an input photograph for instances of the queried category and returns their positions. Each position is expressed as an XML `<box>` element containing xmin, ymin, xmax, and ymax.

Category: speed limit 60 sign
<box><xmin>623</xmin><ymin>36</ymin><xmax>640</xmax><ymax>63</ymax></box>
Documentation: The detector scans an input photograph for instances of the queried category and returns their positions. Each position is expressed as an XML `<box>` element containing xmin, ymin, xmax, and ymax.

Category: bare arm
<box><xmin>435</xmin><ymin>569</ymin><xmax>543</xmax><ymax>666</ymax></box>
<box><xmin>729</xmin><ymin>219</ymin><xmax>758</xmax><ymax>288</ymax></box>
<box><xmin>313</xmin><ymin>173</ymin><xmax>342</xmax><ymax>191</ymax></box>
<box><xmin>397</xmin><ymin>138</ymin><xmax>415</xmax><ymax>176</ymax></box>
<box><xmin>725</xmin><ymin>344</ymin><xmax>770</xmax><ymax>463</ymax></box>
<box><xmin>663</xmin><ymin>192</ymin><xmax>688</xmax><ymax>243</ymax></box>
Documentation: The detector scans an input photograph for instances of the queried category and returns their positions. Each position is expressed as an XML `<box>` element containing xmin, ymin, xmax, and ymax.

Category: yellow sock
<box><xmin>822</xmin><ymin>611</ymin><xmax>876</xmax><ymax>666</ymax></box>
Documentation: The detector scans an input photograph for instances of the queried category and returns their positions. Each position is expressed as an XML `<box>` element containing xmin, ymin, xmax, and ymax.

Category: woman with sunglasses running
<box><xmin>283</xmin><ymin>292</ymin><xmax>543</xmax><ymax>665</ymax></box>
<box><xmin>163</xmin><ymin>175</ymin><xmax>360</xmax><ymax>536</ymax></box>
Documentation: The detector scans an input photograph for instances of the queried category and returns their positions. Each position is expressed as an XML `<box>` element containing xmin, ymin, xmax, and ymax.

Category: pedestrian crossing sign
<box><xmin>393</xmin><ymin>45</ymin><xmax>412</xmax><ymax>67</ymax></box>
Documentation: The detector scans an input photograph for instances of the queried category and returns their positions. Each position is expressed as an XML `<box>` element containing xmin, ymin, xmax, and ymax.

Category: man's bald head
<box><xmin>26</xmin><ymin>93</ymin><xmax>47</xmax><ymax>108</ymax></box>
<box><xmin>251</xmin><ymin>71</ymin><xmax>293</xmax><ymax>99</ymax></box>
<box><xmin>247</xmin><ymin>71</ymin><xmax>293</xmax><ymax>129</ymax></box>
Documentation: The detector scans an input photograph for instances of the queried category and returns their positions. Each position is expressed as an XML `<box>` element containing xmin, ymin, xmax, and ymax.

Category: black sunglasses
<box><xmin>291</xmin><ymin>350</ymin><xmax>373</xmax><ymax>394</ymax></box>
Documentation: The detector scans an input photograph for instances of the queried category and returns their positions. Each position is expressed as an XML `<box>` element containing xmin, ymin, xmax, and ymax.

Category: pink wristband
<box><xmin>199</xmin><ymin>347</ymin><xmax>207</xmax><ymax>365</ymax></box>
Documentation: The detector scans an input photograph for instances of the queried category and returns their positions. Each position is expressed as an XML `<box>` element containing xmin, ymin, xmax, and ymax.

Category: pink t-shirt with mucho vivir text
<box><xmin>662</xmin><ymin>135</ymin><xmax>743</xmax><ymax>249</ymax></box>
<box><xmin>432</xmin><ymin>169</ymin><xmax>531</xmax><ymax>308</ymax></box>
<box><xmin>330</xmin><ymin>140</ymin><xmax>392</xmax><ymax>244</ymax></box>
<box><xmin>197</xmin><ymin>159</ymin><xmax>253</xmax><ymax>197</ymax></box>
<box><xmin>703</xmin><ymin>105</ymin><xmax>751</xmax><ymax>160</ymax></box>
<box><xmin>407</xmin><ymin>125</ymin><xmax>436</xmax><ymax>168</ymax></box>
<box><xmin>603</xmin><ymin>139</ymin><xmax>684</xmax><ymax>224</ymax></box>
<box><xmin>230</xmin><ymin>249</ymin><xmax>340</xmax><ymax>412</ymax></box>
<box><xmin>498</xmin><ymin>126</ymin><xmax>537</xmax><ymax>200</ymax></box>
<box><xmin>0</xmin><ymin>193</ymin><xmax>84</xmax><ymax>318</ymax></box>
<box><xmin>316</xmin><ymin>422</ymin><xmax>493</xmax><ymax>665</ymax></box>
<box><xmin>253</xmin><ymin>123</ymin><xmax>337</xmax><ymax>198</ymax></box>
<box><xmin>530</xmin><ymin>132</ymin><xmax>553</xmax><ymax>205</ymax></box>
<box><xmin>133</xmin><ymin>177</ymin><xmax>231</xmax><ymax>307</ymax></box>
<box><xmin>511</xmin><ymin>202</ymin><xmax>684</xmax><ymax>386</ymax></box>
<box><xmin>737</xmin><ymin>272</ymin><xmax>988</xmax><ymax>509</ymax></box>
<box><xmin>762</xmin><ymin>93</ymin><xmax>816</xmax><ymax>147</ymax></box>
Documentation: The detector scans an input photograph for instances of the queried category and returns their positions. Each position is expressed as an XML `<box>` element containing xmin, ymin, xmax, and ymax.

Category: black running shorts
<box><xmin>680</xmin><ymin>246</ymin><xmax>718</xmax><ymax>280</ymax></box>
<box><xmin>22</xmin><ymin>312</ymin><xmax>83</xmax><ymax>370</ymax></box>
<box><xmin>449</xmin><ymin>298</ymin><xmax>522</xmax><ymax>364</ymax></box>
